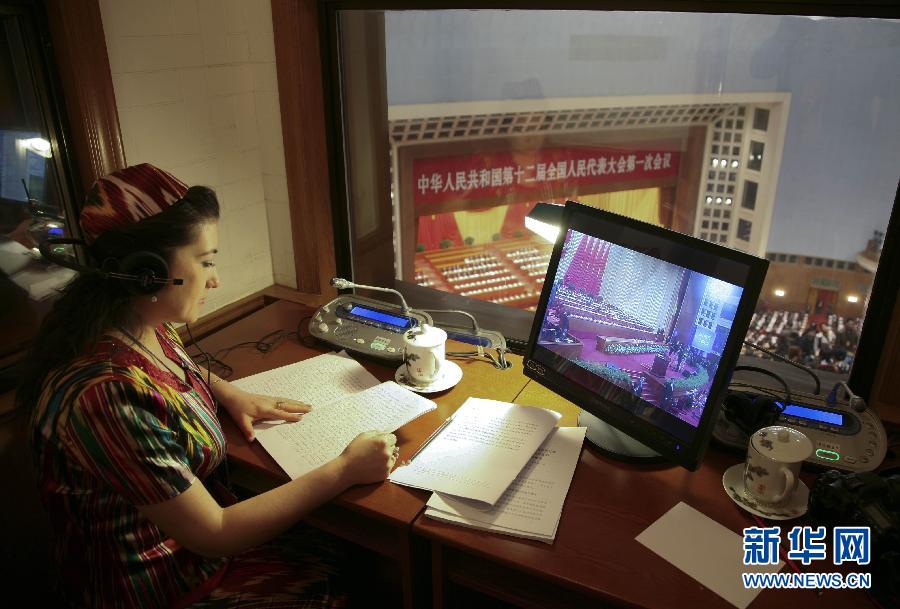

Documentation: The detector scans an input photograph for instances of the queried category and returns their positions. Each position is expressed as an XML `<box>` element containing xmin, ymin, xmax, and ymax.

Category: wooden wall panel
<box><xmin>272</xmin><ymin>0</ymin><xmax>336</xmax><ymax>300</ymax></box>
<box><xmin>870</xmin><ymin>295</ymin><xmax>900</xmax><ymax>423</ymax></box>
<box><xmin>44</xmin><ymin>0</ymin><xmax>126</xmax><ymax>191</ymax></box>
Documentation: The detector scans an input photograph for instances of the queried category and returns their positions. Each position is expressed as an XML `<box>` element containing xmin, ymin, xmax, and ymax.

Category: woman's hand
<box><xmin>217</xmin><ymin>386</ymin><xmax>311</xmax><ymax>442</ymax></box>
<box><xmin>337</xmin><ymin>431</ymin><xmax>399</xmax><ymax>485</ymax></box>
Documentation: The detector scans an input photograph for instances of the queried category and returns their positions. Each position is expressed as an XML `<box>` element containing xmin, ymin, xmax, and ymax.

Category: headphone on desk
<box><xmin>39</xmin><ymin>237</ymin><xmax>183</xmax><ymax>295</ymax></box>
<box><xmin>720</xmin><ymin>365</ymin><xmax>790</xmax><ymax>434</ymax></box>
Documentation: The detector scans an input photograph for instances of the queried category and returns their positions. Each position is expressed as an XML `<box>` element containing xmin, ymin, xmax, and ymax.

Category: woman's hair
<box><xmin>16</xmin><ymin>185</ymin><xmax>219</xmax><ymax>411</ymax></box>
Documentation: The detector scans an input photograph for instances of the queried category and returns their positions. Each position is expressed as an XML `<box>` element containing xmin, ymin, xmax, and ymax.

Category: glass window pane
<box><xmin>742</xmin><ymin>180</ymin><xmax>758</xmax><ymax>210</ymax></box>
<box><xmin>1</xmin><ymin>9</ymin><xmax>78</xmax><ymax>361</ymax></box>
<box><xmin>747</xmin><ymin>141</ymin><xmax>765</xmax><ymax>171</ymax></box>
<box><xmin>337</xmin><ymin>9</ymin><xmax>900</xmax><ymax>389</ymax></box>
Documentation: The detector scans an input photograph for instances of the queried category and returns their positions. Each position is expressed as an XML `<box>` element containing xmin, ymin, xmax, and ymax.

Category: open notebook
<box><xmin>231</xmin><ymin>352</ymin><xmax>436</xmax><ymax>479</ymax></box>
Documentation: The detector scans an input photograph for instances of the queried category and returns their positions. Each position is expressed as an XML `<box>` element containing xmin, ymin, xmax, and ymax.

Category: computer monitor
<box><xmin>523</xmin><ymin>201</ymin><xmax>768</xmax><ymax>470</ymax></box>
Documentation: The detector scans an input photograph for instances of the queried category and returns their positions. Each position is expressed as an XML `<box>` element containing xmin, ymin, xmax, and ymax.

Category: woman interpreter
<box><xmin>18</xmin><ymin>164</ymin><xmax>398</xmax><ymax>608</ymax></box>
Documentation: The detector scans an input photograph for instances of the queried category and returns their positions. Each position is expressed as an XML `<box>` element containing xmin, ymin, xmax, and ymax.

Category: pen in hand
<box><xmin>399</xmin><ymin>415</ymin><xmax>454</xmax><ymax>467</ymax></box>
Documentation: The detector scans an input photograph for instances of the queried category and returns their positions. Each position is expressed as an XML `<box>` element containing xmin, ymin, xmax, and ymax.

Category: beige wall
<box><xmin>99</xmin><ymin>0</ymin><xmax>298</xmax><ymax>316</ymax></box>
<box><xmin>758</xmin><ymin>261</ymin><xmax>871</xmax><ymax>318</ymax></box>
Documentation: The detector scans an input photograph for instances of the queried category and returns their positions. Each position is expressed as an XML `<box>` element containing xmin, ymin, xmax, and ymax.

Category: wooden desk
<box><xmin>203</xmin><ymin>299</ymin><xmax>868</xmax><ymax>609</ymax></box>
<box><xmin>199</xmin><ymin>299</ymin><xmax>528</xmax><ymax>609</ymax></box>
<box><xmin>414</xmin><ymin>391</ymin><xmax>870</xmax><ymax>609</ymax></box>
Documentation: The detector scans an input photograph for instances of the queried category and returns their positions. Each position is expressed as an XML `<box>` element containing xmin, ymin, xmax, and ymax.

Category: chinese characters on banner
<box><xmin>412</xmin><ymin>147</ymin><xmax>680</xmax><ymax>207</ymax></box>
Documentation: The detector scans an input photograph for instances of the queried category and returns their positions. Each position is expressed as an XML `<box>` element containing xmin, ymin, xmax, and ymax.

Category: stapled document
<box><xmin>425</xmin><ymin>426</ymin><xmax>586</xmax><ymax>542</ymax></box>
<box><xmin>389</xmin><ymin>398</ymin><xmax>561</xmax><ymax>505</ymax></box>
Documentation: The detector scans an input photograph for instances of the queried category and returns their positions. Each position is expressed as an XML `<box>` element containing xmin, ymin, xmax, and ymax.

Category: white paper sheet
<box><xmin>424</xmin><ymin>507</ymin><xmax>560</xmax><ymax>542</ymax></box>
<box><xmin>251</xmin><ymin>381</ymin><xmax>436</xmax><ymax>479</ymax></box>
<box><xmin>0</xmin><ymin>237</ymin><xmax>32</xmax><ymax>275</ymax></box>
<box><xmin>636</xmin><ymin>502</ymin><xmax>784</xmax><ymax>609</ymax></box>
<box><xmin>11</xmin><ymin>264</ymin><xmax>76</xmax><ymax>300</ymax></box>
<box><xmin>389</xmin><ymin>398</ymin><xmax>561</xmax><ymax>505</ymax></box>
<box><xmin>232</xmin><ymin>352</ymin><xmax>435</xmax><ymax>479</ymax></box>
<box><xmin>231</xmin><ymin>351</ymin><xmax>380</xmax><ymax>406</ymax></box>
<box><xmin>425</xmin><ymin>426</ymin><xmax>586</xmax><ymax>542</ymax></box>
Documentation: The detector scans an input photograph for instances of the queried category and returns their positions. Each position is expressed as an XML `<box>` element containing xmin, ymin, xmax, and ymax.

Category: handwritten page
<box><xmin>389</xmin><ymin>398</ymin><xmax>561</xmax><ymax>505</ymax></box>
<box><xmin>251</xmin><ymin>381</ymin><xmax>436</xmax><ymax>479</ymax></box>
<box><xmin>232</xmin><ymin>352</ymin><xmax>436</xmax><ymax>479</ymax></box>
<box><xmin>231</xmin><ymin>351</ymin><xmax>379</xmax><ymax>407</ymax></box>
<box><xmin>425</xmin><ymin>427</ymin><xmax>586</xmax><ymax>542</ymax></box>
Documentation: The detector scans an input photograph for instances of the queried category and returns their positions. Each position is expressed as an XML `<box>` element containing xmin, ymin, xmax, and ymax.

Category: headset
<box><xmin>39</xmin><ymin>237</ymin><xmax>183</xmax><ymax>295</ymax></box>
<box><xmin>720</xmin><ymin>365</ymin><xmax>791</xmax><ymax>435</ymax></box>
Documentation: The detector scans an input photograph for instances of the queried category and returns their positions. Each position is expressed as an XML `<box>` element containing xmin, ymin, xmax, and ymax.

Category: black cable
<box><xmin>185</xmin><ymin>323</ymin><xmax>216</xmax><ymax>387</ymax></box>
<box><xmin>731</xmin><ymin>365</ymin><xmax>792</xmax><ymax>406</ymax></box>
<box><xmin>742</xmin><ymin>339</ymin><xmax>821</xmax><ymax>395</ymax></box>
<box><xmin>446</xmin><ymin>349</ymin><xmax>512</xmax><ymax>370</ymax></box>
<box><xmin>295</xmin><ymin>316</ymin><xmax>318</xmax><ymax>348</ymax></box>
<box><xmin>184</xmin><ymin>326</ymin><xmax>296</xmax><ymax>380</ymax></box>
<box><xmin>209</xmin><ymin>330</ymin><xmax>293</xmax><ymax>365</ymax></box>
<box><xmin>185</xmin><ymin>323</ymin><xmax>234</xmax><ymax>380</ymax></box>
<box><xmin>727</xmin><ymin>382</ymin><xmax>787</xmax><ymax>401</ymax></box>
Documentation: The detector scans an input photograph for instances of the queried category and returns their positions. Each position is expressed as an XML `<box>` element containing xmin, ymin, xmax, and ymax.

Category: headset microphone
<box><xmin>39</xmin><ymin>237</ymin><xmax>184</xmax><ymax>295</ymax></box>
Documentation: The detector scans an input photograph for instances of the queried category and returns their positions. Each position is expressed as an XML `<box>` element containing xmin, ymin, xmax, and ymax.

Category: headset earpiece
<box><xmin>721</xmin><ymin>390</ymin><xmax>785</xmax><ymax>435</ymax></box>
<box><xmin>721</xmin><ymin>365</ymin><xmax>791</xmax><ymax>435</ymax></box>
<box><xmin>38</xmin><ymin>238</ymin><xmax>183</xmax><ymax>293</ymax></box>
<box><xmin>118</xmin><ymin>251</ymin><xmax>171</xmax><ymax>295</ymax></box>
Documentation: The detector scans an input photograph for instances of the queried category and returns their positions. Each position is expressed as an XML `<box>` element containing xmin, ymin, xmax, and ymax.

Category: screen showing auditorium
<box><xmin>535</xmin><ymin>227</ymin><xmax>744</xmax><ymax>438</ymax></box>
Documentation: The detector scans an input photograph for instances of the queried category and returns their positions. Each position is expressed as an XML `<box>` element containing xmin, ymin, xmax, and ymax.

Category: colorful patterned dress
<box><xmin>30</xmin><ymin>325</ymin><xmax>346</xmax><ymax>609</ymax></box>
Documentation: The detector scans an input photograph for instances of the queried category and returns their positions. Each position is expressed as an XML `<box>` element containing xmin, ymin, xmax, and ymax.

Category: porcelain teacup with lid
<box><xmin>743</xmin><ymin>425</ymin><xmax>813</xmax><ymax>506</ymax></box>
<box><xmin>402</xmin><ymin>323</ymin><xmax>447</xmax><ymax>386</ymax></box>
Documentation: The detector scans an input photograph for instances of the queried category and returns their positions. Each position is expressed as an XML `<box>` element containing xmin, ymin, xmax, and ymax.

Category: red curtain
<box><xmin>500</xmin><ymin>201</ymin><xmax>536</xmax><ymax>238</ymax></box>
<box><xmin>416</xmin><ymin>213</ymin><xmax>464</xmax><ymax>250</ymax></box>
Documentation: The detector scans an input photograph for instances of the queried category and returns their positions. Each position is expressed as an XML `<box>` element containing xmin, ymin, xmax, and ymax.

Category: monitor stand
<box><xmin>578</xmin><ymin>410</ymin><xmax>666</xmax><ymax>463</ymax></box>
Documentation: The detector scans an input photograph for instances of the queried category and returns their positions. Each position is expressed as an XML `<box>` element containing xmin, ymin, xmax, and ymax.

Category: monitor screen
<box><xmin>524</xmin><ymin>202</ymin><xmax>767</xmax><ymax>470</ymax></box>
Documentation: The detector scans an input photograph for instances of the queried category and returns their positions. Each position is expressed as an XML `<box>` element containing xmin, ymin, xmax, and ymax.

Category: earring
<box><xmin>151</xmin><ymin>295</ymin><xmax>158</xmax><ymax>303</ymax></box>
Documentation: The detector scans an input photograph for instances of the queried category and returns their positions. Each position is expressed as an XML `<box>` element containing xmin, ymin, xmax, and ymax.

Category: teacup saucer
<box><xmin>395</xmin><ymin>360</ymin><xmax>463</xmax><ymax>394</ymax></box>
<box><xmin>722</xmin><ymin>463</ymin><xmax>809</xmax><ymax>521</ymax></box>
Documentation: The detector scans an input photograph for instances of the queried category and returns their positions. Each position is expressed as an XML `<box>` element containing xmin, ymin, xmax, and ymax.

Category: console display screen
<box><xmin>780</xmin><ymin>403</ymin><xmax>844</xmax><ymax>426</ymax></box>
<box><xmin>348</xmin><ymin>305</ymin><xmax>413</xmax><ymax>330</ymax></box>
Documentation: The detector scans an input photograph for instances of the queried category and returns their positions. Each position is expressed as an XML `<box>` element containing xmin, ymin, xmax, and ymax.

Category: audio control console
<box><xmin>309</xmin><ymin>294</ymin><xmax>432</xmax><ymax>362</ymax></box>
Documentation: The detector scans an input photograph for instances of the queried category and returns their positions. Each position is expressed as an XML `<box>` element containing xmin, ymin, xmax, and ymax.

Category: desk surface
<box><xmin>204</xmin><ymin>299</ymin><xmax>869</xmax><ymax>609</ymax></box>
<box><xmin>199</xmin><ymin>299</ymin><xmax>528</xmax><ymax>528</ymax></box>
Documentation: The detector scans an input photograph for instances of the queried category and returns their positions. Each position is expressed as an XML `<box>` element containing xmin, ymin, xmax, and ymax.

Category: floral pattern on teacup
<box><xmin>744</xmin><ymin>463</ymin><xmax>769</xmax><ymax>482</ymax></box>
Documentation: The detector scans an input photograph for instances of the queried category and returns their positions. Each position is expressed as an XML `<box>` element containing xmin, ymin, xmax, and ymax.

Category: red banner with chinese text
<box><xmin>412</xmin><ymin>147</ymin><xmax>680</xmax><ymax>207</ymax></box>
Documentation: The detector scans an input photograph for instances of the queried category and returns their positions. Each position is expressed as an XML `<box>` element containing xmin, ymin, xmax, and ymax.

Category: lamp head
<box><xmin>525</xmin><ymin>202</ymin><xmax>565</xmax><ymax>243</ymax></box>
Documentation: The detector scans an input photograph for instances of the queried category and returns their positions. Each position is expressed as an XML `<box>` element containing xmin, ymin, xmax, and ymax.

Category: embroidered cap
<box><xmin>79</xmin><ymin>163</ymin><xmax>188</xmax><ymax>244</ymax></box>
